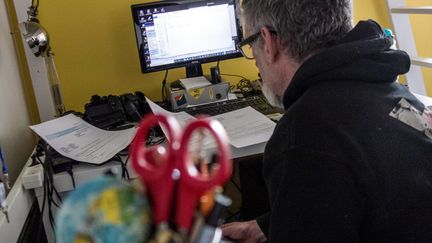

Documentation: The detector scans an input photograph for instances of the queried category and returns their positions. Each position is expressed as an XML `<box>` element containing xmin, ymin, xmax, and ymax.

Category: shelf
<box><xmin>391</xmin><ymin>6</ymin><xmax>432</xmax><ymax>14</ymax></box>
<box><xmin>411</xmin><ymin>56</ymin><xmax>432</xmax><ymax>68</ymax></box>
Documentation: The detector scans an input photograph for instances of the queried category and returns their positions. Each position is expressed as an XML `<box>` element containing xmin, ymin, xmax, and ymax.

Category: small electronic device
<box><xmin>167</xmin><ymin>80</ymin><xmax>230</xmax><ymax>110</ymax></box>
<box><xmin>131</xmin><ymin>0</ymin><xmax>243</xmax><ymax>77</ymax></box>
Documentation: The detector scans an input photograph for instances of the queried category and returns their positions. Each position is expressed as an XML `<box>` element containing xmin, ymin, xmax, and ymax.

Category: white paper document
<box><xmin>179</xmin><ymin>76</ymin><xmax>212</xmax><ymax>90</ymax></box>
<box><xmin>146</xmin><ymin>98</ymin><xmax>196</xmax><ymax>128</ymax></box>
<box><xmin>29</xmin><ymin>114</ymin><xmax>136</xmax><ymax>164</ymax></box>
<box><xmin>146</xmin><ymin>98</ymin><xmax>276</xmax><ymax>148</ymax></box>
<box><xmin>212</xmin><ymin>107</ymin><xmax>276</xmax><ymax>148</ymax></box>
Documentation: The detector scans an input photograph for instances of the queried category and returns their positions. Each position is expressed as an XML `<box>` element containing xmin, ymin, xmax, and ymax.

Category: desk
<box><xmin>24</xmin><ymin>93</ymin><xmax>432</xmax><ymax>242</ymax></box>
<box><xmin>24</xmin><ymin>142</ymin><xmax>266</xmax><ymax>243</ymax></box>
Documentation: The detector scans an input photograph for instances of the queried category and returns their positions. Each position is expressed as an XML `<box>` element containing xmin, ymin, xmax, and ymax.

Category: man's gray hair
<box><xmin>241</xmin><ymin>0</ymin><xmax>353</xmax><ymax>61</ymax></box>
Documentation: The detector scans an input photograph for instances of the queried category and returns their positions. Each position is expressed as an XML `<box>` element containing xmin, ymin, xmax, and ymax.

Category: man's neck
<box><xmin>277</xmin><ymin>55</ymin><xmax>301</xmax><ymax>94</ymax></box>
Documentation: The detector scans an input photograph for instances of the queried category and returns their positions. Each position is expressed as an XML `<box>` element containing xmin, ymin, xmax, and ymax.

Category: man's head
<box><xmin>239</xmin><ymin>0</ymin><xmax>352</xmax><ymax>107</ymax></box>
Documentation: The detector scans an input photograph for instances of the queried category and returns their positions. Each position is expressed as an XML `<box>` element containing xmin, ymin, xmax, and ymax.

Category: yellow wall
<box><xmin>34</xmin><ymin>0</ymin><xmax>431</xmax><ymax>112</ymax></box>
<box><xmin>407</xmin><ymin>0</ymin><xmax>432</xmax><ymax>95</ymax></box>
<box><xmin>37</xmin><ymin>0</ymin><xmax>257</xmax><ymax>112</ymax></box>
<box><xmin>354</xmin><ymin>0</ymin><xmax>432</xmax><ymax>94</ymax></box>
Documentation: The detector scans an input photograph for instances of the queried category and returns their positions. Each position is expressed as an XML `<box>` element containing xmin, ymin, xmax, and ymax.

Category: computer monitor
<box><xmin>131</xmin><ymin>0</ymin><xmax>242</xmax><ymax>77</ymax></box>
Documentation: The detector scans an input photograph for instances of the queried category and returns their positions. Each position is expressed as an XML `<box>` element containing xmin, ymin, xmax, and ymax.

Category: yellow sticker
<box><xmin>189</xmin><ymin>88</ymin><xmax>205</xmax><ymax>99</ymax></box>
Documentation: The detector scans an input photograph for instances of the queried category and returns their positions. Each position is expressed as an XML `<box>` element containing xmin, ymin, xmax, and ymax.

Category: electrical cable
<box><xmin>31</xmin><ymin>127</ymin><xmax>163</xmax><ymax>231</ymax></box>
<box><xmin>36</xmin><ymin>158</ymin><xmax>47</xmax><ymax>234</ymax></box>
<box><xmin>124</xmin><ymin>154</ymin><xmax>130</xmax><ymax>167</ymax></box>
<box><xmin>43</xmin><ymin>148</ymin><xmax>58</xmax><ymax>230</ymax></box>
<box><xmin>31</xmin><ymin>0</ymin><xmax>40</xmax><ymax>14</ymax></box>
<box><xmin>66</xmin><ymin>169</ymin><xmax>76</xmax><ymax>189</ymax></box>
<box><xmin>35</xmin><ymin>155</ymin><xmax>56</xmax><ymax>230</ymax></box>
<box><xmin>161</xmin><ymin>69</ymin><xmax>169</xmax><ymax>102</ymax></box>
<box><xmin>108</xmin><ymin>155</ymin><xmax>130</xmax><ymax>180</ymax></box>
<box><xmin>220</xmin><ymin>73</ymin><xmax>255</xmax><ymax>96</ymax></box>
<box><xmin>146</xmin><ymin>128</ymin><xmax>165</xmax><ymax>146</ymax></box>
<box><xmin>122</xmin><ymin>155</ymin><xmax>131</xmax><ymax>180</ymax></box>
<box><xmin>33</xmin><ymin>140</ymin><xmax>63</xmax><ymax>232</ymax></box>
<box><xmin>236</xmin><ymin>78</ymin><xmax>254</xmax><ymax>95</ymax></box>
<box><xmin>220</xmin><ymin>73</ymin><xmax>248</xmax><ymax>80</ymax></box>
<box><xmin>115</xmin><ymin>155</ymin><xmax>130</xmax><ymax>180</ymax></box>
<box><xmin>45</xmin><ymin>148</ymin><xmax>62</xmax><ymax>205</ymax></box>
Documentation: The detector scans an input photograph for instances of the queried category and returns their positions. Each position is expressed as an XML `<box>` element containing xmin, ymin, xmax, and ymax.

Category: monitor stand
<box><xmin>185</xmin><ymin>62</ymin><xmax>203</xmax><ymax>78</ymax></box>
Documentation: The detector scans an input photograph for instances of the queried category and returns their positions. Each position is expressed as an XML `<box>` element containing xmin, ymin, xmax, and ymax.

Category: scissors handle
<box><xmin>131</xmin><ymin>114</ymin><xmax>181</xmax><ymax>225</ymax></box>
<box><xmin>175</xmin><ymin>118</ymin><xmax>232</xmax><ymax>230</ymax></box>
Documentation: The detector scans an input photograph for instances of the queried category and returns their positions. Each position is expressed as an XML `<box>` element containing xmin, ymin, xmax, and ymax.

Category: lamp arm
<box><xmin>44</xmin><ymin>52</ymin><xmax>65</xmax><ymax>116</ymax></box>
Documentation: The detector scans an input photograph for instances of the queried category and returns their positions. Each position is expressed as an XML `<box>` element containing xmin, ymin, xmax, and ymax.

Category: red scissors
<box><xmin>130</xmin><ymin>113</ymin><xmax>232</xmax><ymax>235</ymax></box>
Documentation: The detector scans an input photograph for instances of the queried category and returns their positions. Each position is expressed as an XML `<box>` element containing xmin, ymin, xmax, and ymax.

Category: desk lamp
<box><xmin>19</xmin><ymin>4</ymin><xmax>65</xmax><ymax>116</ymax></box>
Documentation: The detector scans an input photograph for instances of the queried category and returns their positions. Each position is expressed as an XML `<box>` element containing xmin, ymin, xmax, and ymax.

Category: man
<box><xmin>222</xmin><ymin>0</ymin><xmax>432</xmax><ymax>242</ymax></box>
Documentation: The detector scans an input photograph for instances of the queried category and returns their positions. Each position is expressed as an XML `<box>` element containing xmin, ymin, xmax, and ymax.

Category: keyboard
<box><xmin>177</xmin><ymin>95</ymin><xmax>284</xmax><ymax>116</ymax></box>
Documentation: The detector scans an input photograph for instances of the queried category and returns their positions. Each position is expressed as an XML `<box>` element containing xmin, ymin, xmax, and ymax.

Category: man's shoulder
<box><xmin>272</xmin><ymin>81</ymin><xmax>413</xmax><ymax>157</ymax></box>
<box><xmin>283</xmin><ymin>80</ymin><xmax>409</xmax><ymax>125</ymax></box>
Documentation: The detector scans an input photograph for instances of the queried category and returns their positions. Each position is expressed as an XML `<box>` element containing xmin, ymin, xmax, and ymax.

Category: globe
<box><xmin>56</xmin><ymin>176</ymin><xmax>151</xmax><ymax>243</ymax></box>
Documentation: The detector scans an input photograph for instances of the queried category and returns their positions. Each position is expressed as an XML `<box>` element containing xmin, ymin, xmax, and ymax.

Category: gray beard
<box><xmin>262</xmin><ymin>82</ymin><xmax>284</xmax><ymax>109</ymax></box>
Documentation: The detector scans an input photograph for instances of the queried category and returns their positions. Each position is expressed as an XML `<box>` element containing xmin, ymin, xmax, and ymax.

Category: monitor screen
<box><xmin>131</xmin><ymin>0</ymin><xmax>242</xmax><ymax>76</ymax></box>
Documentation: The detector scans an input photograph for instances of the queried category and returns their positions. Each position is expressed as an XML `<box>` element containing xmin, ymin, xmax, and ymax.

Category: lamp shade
<box><xmin>19</xmin><ymin>21</ymin><xmax>49</xmax><ymax>57</ymax></box>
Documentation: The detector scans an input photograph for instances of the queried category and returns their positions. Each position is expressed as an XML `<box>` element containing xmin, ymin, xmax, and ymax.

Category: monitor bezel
<box><xmin>131</xmin><ymin>0</ymin><xmax>243</xmax><ymax>74</ymax></box>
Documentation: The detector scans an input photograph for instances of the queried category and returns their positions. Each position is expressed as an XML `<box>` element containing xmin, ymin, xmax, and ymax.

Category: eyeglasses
<box><xmin>236</xmin><ymin>30</ymin><xmax>277</xmax><ymax>60</ymax></box>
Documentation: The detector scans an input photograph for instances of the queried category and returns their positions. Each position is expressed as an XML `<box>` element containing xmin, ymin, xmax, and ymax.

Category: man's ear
<box><xmin>260</xmin><ymin>27</ymin><xmax>279</xmax><ymax>63</ymax></box>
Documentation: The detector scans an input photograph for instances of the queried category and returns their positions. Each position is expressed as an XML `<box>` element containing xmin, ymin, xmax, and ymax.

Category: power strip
<box><xmin>22</xmin><ymin>164</ymin><xmax>43</xmax><ymax>189</ymax></box>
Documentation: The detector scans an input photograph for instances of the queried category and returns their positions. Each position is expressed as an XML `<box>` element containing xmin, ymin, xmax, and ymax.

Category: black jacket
<box><xmin>257</xmin><ymin>20</ymin><xmax>432</xmax><ymax>242</ymax></box>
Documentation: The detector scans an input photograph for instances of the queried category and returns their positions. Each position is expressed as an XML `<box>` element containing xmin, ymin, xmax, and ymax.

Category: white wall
<box><xmin>0</xmin><ymin>0</ymin><xmax>35</xmax><ymax>184</ymax></box>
